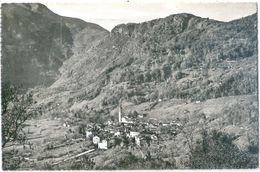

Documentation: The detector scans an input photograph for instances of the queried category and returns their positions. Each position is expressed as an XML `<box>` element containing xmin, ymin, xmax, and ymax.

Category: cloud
<box><xmin>44</xmin><ymin>1</ymin><xmax>257</xmax><ymax>31</ymax></box>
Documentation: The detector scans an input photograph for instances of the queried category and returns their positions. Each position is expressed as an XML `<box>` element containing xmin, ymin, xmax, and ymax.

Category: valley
<box><xmin>1</xmin><ymin>3</ymin><xmax>258</xmax><ymax>170</ymax></box>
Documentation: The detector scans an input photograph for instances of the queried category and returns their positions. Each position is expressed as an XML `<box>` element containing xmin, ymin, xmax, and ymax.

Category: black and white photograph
<box><xmin>1</xmin><ymin>0</ymin><xmax>259</xmax><ymax>170</ymax></box>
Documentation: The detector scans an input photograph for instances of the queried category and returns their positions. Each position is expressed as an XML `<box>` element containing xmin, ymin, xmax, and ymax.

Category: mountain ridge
<box><xmin>2</xmin><ymin>3</ymin><xmax>109</xmax><ymax>91</ymax></box>
<box><xmin>30</xmin><ymin>12</ymin><xmax>257</xmax><ymax>140</ymax></box>
<box><xmin>1</xmin><ymin>4</ymin><xmax>258</xmax><ymax>169</ymax></box>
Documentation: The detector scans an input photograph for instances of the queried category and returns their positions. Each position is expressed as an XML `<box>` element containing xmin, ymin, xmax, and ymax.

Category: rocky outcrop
<box><xmin>47</xmin><ymin>13</ymin><xmax>257</xmax><ymax>104</ymax></box>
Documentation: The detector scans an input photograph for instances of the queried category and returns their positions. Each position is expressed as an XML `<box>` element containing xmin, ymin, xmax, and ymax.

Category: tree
<box><xmin>189</xmin><ymin>130</ymin><xmax>258</xmax><ymax>169</ymax></box>
<box><xmin>1</xmin><ymin>83</ymin><xmax>33</xmax><ymax>148</ymax></box>
<box><xmin>182</xmin><ymin>120</ymin><xmax>197</xmax><ymax>152</ymax></box>
<box><xmin>162</xmin><ymin>64</ymin><xmax>172</xmax><ymax>80</ymax></box>
<box><xmin>68</xmin><ymin>155</ymin><xmax>95</xmax><ymax>170</ymax></box>
<box><xmin>114</xmin><ymin>152</ymin><xmax>176</xmax><ymax>169</ymax></box>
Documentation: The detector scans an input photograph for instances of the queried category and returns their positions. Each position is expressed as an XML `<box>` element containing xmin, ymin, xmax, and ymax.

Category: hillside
<box><xmin>1</xmin><ymin>3</ymin><xmax>109</xmax><ymax>90</ymax></box>
<box><xmin>34</xmin><ymin>13</ymin><xmax>257</xmax><ymax>115</ymax></box>
<box><xmin>2</xmin><ymin>5</ymin><xmax>258</xmax><ymax>170</ymax></box>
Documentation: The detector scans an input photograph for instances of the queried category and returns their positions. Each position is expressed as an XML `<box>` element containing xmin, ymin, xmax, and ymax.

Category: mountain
<box><xmin>2</xmin><ymin>4</ymin><xmax>258</xmax><ymax>169</ymax></box>
<box><xmin>1</xmin><ymin>3</ymin><xmax>109</xmax><ymax>91</ymax></box>
<box><xmin>30</xmin><ymin>12</ymin><xmax>258</xmax><ymax>159</ymax></box>
<box><xmin>37</xmin><ymin>13</ymin><xmax>257</xmax><ymax>107</ymax></box>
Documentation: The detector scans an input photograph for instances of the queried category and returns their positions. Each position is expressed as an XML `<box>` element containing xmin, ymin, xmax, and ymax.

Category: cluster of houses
<box><xmin>84</xmin><ymin>103</ymin><xmax>183</xmax><ymax>150</ymax></box>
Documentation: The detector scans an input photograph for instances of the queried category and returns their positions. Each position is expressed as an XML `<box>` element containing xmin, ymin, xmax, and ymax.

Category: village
<box><xmin>3</xmin><ymin>98</ymin><xmax>185</xmax><ymax>169</ymax></box>
<box><xmin>83</xmin><ymin>102</ymin><xmax>183</xmax><ymax>150</ymax></box>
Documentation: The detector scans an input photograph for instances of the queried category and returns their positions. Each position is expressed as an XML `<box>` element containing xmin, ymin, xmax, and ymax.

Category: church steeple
<box><xmin>118</xmin><ymin>100</ymin><xmax>122</xmax><ymax>123</ymax></box>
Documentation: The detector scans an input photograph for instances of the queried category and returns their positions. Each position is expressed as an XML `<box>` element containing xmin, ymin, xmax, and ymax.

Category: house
<box><xmin>114</xmin><ymin>131</ymin><xmax>121</xmax><ymax>136</ymax></box>
<box><xmin>63</xmin><ymin>122</ymin><xmax>70</xmax><ymax>128</ymax></box>
<box><xmin>151</xmin><ymin>134</ymin><xmax>158</xmax><ymax>140</ymax></box>
<box><xmin>92</xmin><ymin>136</ymin><xmax>100</xmax><ymax>144</ymax></box>
<box><xmin>106</xmin><ymin>120</ymin><xmax>112</xmax><ymax>126</ymax></box>
<box><xmin>86</xmin><ymin>131</ymin><xmax>93</xmax><ymax>138</ymax></box>
<box><xmin>98</xmin><ymin>140</ymin><xmax>108</xmax><ymax>150</ymax></box>
<box><xmin>130</xmin><ymin>131</ymin><xmax>140</xmax><ymax>138</ymax></box>
<box><xmin>195</xmin><ymin>100</ymin><xmax>201</xmax><ymax>104</ymax></box>
<box><xmin>175</xmin><ymin>123</ymin><xmax>182</xmax><ymax>127</ymax></box>
<box><xmin>135</xmin><ymin>136</ymin><xmax>141</xmax><ymax>146</ymax></box>
<box><xmin>138</xmin><ymin>114</ymin><xmax>144</xmax><ymax>118</ymax></box>
<box><xmin>126</xmin><ymin>133</ymin><xmax>131</xmax><ymax>138</ymax></box>
<box><xmin>122</xmin><ymin>117</ymin><xmax>134</xmax><ymax>124</ymax></box>
<box><xmin>121</xmin><ymin>117</ymin><xmax>127</xmax><ymax>123</ymax></box>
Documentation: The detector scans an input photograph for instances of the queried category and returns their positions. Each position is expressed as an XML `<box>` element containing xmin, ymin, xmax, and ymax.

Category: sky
<box><xmin>2</xmin><ymin>0</ymin><xmax>258</xmax><ymax>31</ymax></box>
<box><xmin>44</xmin><ymin>0</ymin><xmax>257</xmax><ymax>31</ymax></box>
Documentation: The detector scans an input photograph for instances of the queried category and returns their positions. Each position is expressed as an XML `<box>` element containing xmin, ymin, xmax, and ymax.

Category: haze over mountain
<box><xmin>1</xmin><ymin>3</ymin><xmax>258</xmax><ymax>170</ymax></box>
<box><xmin>2</xmin><ymin>3</ymin><xmax>108</xmax><ymax>90</ymax></box>
<box><xmin>45</xmin><ymin>1</ymin><xmax>257</xmax><ymax>31</ymax></box>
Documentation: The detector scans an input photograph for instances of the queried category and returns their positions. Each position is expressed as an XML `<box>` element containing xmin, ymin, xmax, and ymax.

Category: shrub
<box><xmin>2</xmin><ymin>83</ymin><xmax>33</xmax><ymax>148</ymax></box>
<box><xmin>114</xmin><ymin>152</ymin><xmax>176</xmax><ymax>169</ymax></box>
<box><xmin>190</xmin><ymin>130</ymin><xmax>258</xmax><ymax>169</ymax></box>
<box><xmin>68</xmin><ymin>155</ymin><xmax>95</xmax><ymax>170</ymax></box>
<box><xmin>2</xmin><ymin>150</ymin><xmax>21</xmax><ymax>170</ymax></box>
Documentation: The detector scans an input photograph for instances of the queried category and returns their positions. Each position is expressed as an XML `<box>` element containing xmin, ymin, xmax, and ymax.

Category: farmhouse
<box><xmin>92</xmin><ymin>136</ymin><xmax>100</xmax><ymax>144</ymax></box>
<box><xmin>98</xmin><ymin>140</ymin><xmax>108</xmax><ymax>150</ymax></box>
